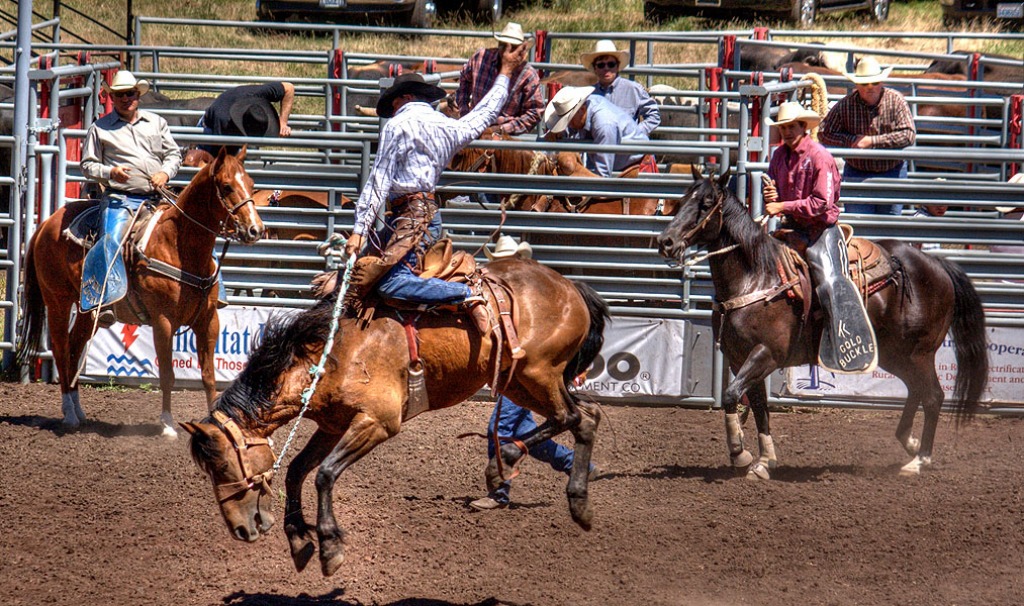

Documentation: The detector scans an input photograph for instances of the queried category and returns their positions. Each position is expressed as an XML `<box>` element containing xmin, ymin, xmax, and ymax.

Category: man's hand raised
<box><xmin>499</xmin><ymin>43</ymin><xmax>528</xmax><ymax>77</ymax></box>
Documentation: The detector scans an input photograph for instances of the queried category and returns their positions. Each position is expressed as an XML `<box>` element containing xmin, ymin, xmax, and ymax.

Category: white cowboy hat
<box><xmin>101</xmin><ymin>70</ymin><xmax>150</xmax><ymax>95</ymax></box>
<box><xmin>766</xmin><ymin>101</ymin><xmax>822</xmax><ymax>128</ymax></box>
<box><xmin>485</xmin><ymin>235</ymin><xmax>533</xmax><ymax>260</ymax></box>
<box><xmin>995</xmin><ymin>172</ymin><xmax>1024</xmax><ymax>214</ymax></box>
<box><xmin>580</xmin><ymin>39</ymin><xmax>631</xmax><ymax>73</ymax></box>
<box><xmin>543</xmin><ymin>85</ymin><xmax>594</xmax><ymax>134</ymax></box>
<box><xmin>845</xmin><ymin>57</ymin><xmax>893</xmax><ymax>85</ymax></box>
<box><xmin>494</xmin><ymin>22</ymin><xmax>525</xmax><ymax>46</ymax></box>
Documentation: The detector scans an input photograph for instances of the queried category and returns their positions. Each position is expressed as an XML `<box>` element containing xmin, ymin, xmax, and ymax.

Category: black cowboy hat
<box><xmin>228</xmin><ymin>97</ymin><xmax>280</xmax><ymax>138</ymax></box>
<box><xmin>376</xmin><ymin>73</ymin><xmax>446</xmax><ymax>119</ymax></box>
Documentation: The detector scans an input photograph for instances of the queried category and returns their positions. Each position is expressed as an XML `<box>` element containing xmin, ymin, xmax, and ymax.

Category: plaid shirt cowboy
<box><xmin>456</xmin><ymin>47</ymin><xmax>543</xmax><ymax>136</ymax></box>
<box><xmin>819</xmin><ymin>87</ymin><xmax>916</xmax><ymax>174</ymax></box>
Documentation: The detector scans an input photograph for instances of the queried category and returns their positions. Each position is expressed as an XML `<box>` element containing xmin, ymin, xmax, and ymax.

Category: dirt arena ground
<box><xmin>2</xmin><ymin>381</ymin><xmax>1022</xmax><ymax>606</ymax></box>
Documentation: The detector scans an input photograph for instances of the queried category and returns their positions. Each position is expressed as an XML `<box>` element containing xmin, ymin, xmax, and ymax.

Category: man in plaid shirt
<box><xmin>455</xmin><ymin>22</ymin><xmax>543</xmax><ymax>136</ymax></box>
<box><xmin>820</xmin><ymin>57</ymin><xmax>916</xmax><ymax>215</ymax></box>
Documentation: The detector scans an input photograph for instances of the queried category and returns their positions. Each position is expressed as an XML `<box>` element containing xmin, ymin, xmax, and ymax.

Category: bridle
<box><xmin>676</xmin><ymin>189</ymin><xmax>726</xmax><ymax>248</ymax></box>
<box><xmin>209</xmin><ymin>410</ymin><xmax>275</xmax><ymax>504</ymax></box>
<box><xmin>156</xmin><ymin>166</ymin><xmax>257</xmax><ymax>241</ymax></box>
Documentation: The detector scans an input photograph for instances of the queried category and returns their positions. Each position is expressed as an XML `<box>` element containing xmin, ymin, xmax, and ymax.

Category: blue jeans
<box><xmin>375</xmin><ymin>207</ymin><xmax>471</xmax><ymax>304</ymax></box>
<box><xmin>485</xmin><ymin>396</ymin><xmax>577</xmax><ymax>504</ymax></box>
<box><xmin>841</xmin><ymin>162</ymin><xmax>906</xmax><ymax>216</ymax></box>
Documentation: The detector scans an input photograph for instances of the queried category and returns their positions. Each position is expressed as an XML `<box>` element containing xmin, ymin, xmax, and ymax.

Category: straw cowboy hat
<box><xmin>995</xmin><ymin>172</ymin><xmax>1024</xmax><ymax>215</ymax></box>
<box><xmin>493</xmin><ymin>22</ymin><xmax>525</xmax><ymax>45</ymax></box>
<box><xmin>484</xmin><ymin>235</ymin><xmax>533</xmax><ymax>260</ymax></box>
<box><xmin>543</xmin><ymin>85</ymin><xmax>595</xmax><ymax>134</ymax></box>
<box><xmin>845</xmin><ymin>57</ymin><xmax>893</xmax><ymax>85</ymax></box>
<box><xmin>766</xmin><ymin>101</ymin><xmax>822</xmax><ymax>128</ymax></box>
<box><xmin>375</xmin><ymin>72</ymin><xmax>446</xmax><ymax>119</ymax></box>
<box><xmin>101</xmin><ymin>70</ymin><xmax>150</xmax><ymax>96</ymax></box>
<box><xmin>580</xmin><ymin>39</ymin><xmax>630</xmax><ymax>72</ymax></box>
<box><xmin>229</xmin><ymin>97</ymin><xmax>279</xmax><ymax>138</ymax></box>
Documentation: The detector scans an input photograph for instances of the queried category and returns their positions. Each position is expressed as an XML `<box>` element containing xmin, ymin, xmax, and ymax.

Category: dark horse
<box><xmin>182</xmin><ymin>257</ymin><xmax>608</xmax><ymax>576</ymax></box>
<box><xmin>657</xmin><ymin>169</ymin><xmax>988</xmax><ymax>478</ymax></box>
<box><xmin>17</xmin><ymin>147</ymin><xmax>265</xmax><ymax>437</ymax></box>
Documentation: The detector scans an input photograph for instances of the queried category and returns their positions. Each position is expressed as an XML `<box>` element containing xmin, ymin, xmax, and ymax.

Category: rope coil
<box><xmin>273</xmin><ymin>236</ymin><xmax>355</xmax><ymax>472</ymax></box>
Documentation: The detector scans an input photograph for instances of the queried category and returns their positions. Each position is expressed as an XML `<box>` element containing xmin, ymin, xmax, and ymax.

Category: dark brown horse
<box><xmin>17</xmin><ymin>147</ymin><xmax>265</xmax><ymax>437</ymax></box>
<box><xmin>657</xmin><ymin>169</ymin><xmax>988</xmax><ymax>477</ymax></box>
<box><xmin>182</xmin><ymin>258</ymin><xmax>608</xmax><ymax>576</ymax></box>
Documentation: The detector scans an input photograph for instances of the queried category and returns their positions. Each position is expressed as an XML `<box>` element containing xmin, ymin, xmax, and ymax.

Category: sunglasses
<box><xmin>593</xmin><ymin>60</ymin><xmax>619</xmax><ymax>70</ymax></box>
<box><xmin>111</xmin><ymin>90</ymin><xmax>139</xmax><ymax>99</ymax></box>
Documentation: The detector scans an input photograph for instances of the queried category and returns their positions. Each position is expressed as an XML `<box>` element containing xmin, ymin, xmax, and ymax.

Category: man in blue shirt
<box><xmin>580</xmin><ymin>39</ymin><xmax>660</xmax><ymax>136</ymax></box>
<box><xmin>543</xmin><ymin>86</ymin><xmax>649</xmax><ymax>177</ymax></box>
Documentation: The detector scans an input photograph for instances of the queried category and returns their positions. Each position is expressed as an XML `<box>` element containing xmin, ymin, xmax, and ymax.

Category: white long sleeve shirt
<box><xmin>352</xmin><ymin>75</ymin><xmax>510</xmax><ymax>236</ymax></box>
<box><xmin>80</xmin><ymin>109</ymin><xmax>181</xmax><ymax>194</ymax></box>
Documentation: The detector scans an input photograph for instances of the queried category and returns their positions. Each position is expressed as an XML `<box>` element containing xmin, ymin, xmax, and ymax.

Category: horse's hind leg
<box><xmin>566</xmin><ymin>399</ymin><xmax>601</xmax><ymax>531</ymax></box>
<box><xmin>314</xmin><ymin>411</ymin><xmax>397</xmax><ymax>577</ymax></box>
<box><xmin>895</xmin><ymin>357</ymin><xmax>944</xmax><ymax>476</ymax></box>
<box><xmin>51</xmin><ymin>305</ymin><xmax>91</xmax><ymax>428</ymax></box>
<box><xmin>744</xmin><ymin>381</ymin><xmax>777</xmax><ymax>480</ymax></box>
<box><xmin>284</xmin><ymin>428</ymin><xmax>342</xmax><ymax>572</ymax></box>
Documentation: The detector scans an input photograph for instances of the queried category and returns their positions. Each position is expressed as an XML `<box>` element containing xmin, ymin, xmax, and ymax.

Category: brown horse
<box><xmin>16</xmin><ymin>147</ymin><xmax>265</xmax><ymax>437</ymax></box>
<box><xmin>447</xmin><ymin>130</ymin><xmax>673</xmax><ymax>215</ymax></box>
<box><xmin>182</xmin><ymin>258</ymin><xmax>608</xmax><ymax>576</ymax></box>
<box><xmin>657</xmin><ymin>169</ymin><xmax>988</xmax><ymax>478</ymax></box>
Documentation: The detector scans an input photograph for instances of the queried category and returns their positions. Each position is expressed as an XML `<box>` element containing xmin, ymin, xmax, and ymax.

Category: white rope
<box><xmin>272</xmin><ymin>236</ymin><xmax>355</xmax><ymax>472</ymax></box>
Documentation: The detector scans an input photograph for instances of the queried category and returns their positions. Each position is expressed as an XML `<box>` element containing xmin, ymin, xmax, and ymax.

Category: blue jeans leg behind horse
<box><xmin>485</xmin><ymin>396</ymin><xmax>578</xmax><ymax>505</ymax></box>
<box><xmin>81</xmin><ymin>192</ymin><xmax>145</xmax><ymax>312</ymax></box>
<box><xmin>841</xmin><ymin>162</ymin><xmax>907</xmax><ymax>215</ymax></box>
<box><xmin>375</xmin><ymin>208</ymin><xmax>471</xmax><ymax>304</ymax></box>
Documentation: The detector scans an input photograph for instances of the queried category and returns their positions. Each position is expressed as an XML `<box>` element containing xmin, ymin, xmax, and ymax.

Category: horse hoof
<box><xmin>569</xmin><ymin>498</ymin><xmax>593</xmax><ymax>531</ymax></box>
<box><xmin>731</xmin><ymin>449</ymin><xmax>753</xmax><ymax>468</ymax></box>
<box><xmin>161</xmin><ymin>424</ymin><xmax>178</xmax><ymax>439</ymax></box>
<box><xmin>746</xmin><ymin>462</ymin><xmax>770</xmax><ymax>481</ymax></box>
<box><xmin>290</xmin><ymin>539</ymin><xmax>316</xmax><ymax>573</ymax></box>
<box><xmin>320</xmin><ymin>550</ymin><xmax>345</xmax><ymax>577</ymax></box>
<box><xmin>61</xmin><ymin>418</ymin><xmax>81</xmax><ymax>431</ymax></box>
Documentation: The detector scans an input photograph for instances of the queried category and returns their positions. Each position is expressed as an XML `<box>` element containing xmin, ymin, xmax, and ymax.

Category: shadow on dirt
<box><xmin>223</xmin><ymin>592</ymin><xmax>523</xmax><ymax>606</ymax></box>
<box><xmin>0</xmin><ymin>414</ymin><xmax>166</xmax><ymax>438</ymax></box>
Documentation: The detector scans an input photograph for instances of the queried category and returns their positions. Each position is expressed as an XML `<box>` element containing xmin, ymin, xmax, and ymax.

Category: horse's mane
<box><xmin>215</xmin><ymin>297</ymin><xmax>337</xmax><ymax>423</ymax></box>
<box><xmin>715</xmin><ymin>181</ymin><xmax>780</xmax><ymax>277</ymax></box>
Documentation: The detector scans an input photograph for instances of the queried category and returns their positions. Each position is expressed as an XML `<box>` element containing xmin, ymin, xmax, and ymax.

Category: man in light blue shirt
<box><xmin>580</xmin><ymin>39</ymin><xmax>660</xmax><ymax>136</ymax></box>
<box><xmin>543</xmin><ymin>86</ymin><xmax>649</xmax><ymax>177</ymax></box>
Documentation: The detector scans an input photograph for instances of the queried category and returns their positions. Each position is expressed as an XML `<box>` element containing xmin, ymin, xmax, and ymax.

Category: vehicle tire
<box><xmin>409</xmin><ymin>0</ymin><xmax>437</xmax><ymax>28</ymax></box>
<box><xmin>870</xmin><ymin>0</ymin><xmax>889</xmax><ymax>21</ymax></box>
<box><xmin>644</xmin><ymin>1</ymin><xmax>666</xmax><ymax>22</ymax></box>
<box><xmin>790</xmin><ymin>0</ymin><xmax>816</xmax><ymax>25</ymax></box>
<box><xmin>475</xmin><ymin>0</ymin><xmax>502</xmax><ymax>22</ymax></box>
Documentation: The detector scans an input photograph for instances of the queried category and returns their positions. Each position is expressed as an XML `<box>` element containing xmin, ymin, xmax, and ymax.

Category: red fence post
<box><xmin>329</xmin><ymin>49</ymin><xmax>344</xmax><ymax>134</ymax></box>
<box><xmin>1009</xmin><ymin>94</ymin><xmax>1023</xmax><ymax>178</ymax></box>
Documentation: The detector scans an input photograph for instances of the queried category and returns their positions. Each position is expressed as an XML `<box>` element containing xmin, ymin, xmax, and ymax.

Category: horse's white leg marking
<box><xmin>72</xmin><ymin>390</ymin><xmax>86</xmax><ymax>424</ymax></box>
<box><xmin>747</xmin><ymin>433</ymin><xmax>776</xmax><ymax>481</ymax></box>
<box><xmin>902</xmin><ymin>435</ymin><xmax>920</xmax><ymax>457</ymax></box>
<box><xmin>61</xmin><ymin>392</ymin><xmax>80</xmax><ymax>428</ymax></box>
<box><xmin>159</xmin><ymin>411</ymin><xmax>178</xmax><ymax>440</ymax></box>
<box><xmin>726</xmin><ymin>412</ymin><xmax>753</xmax><ymax>467</ymax></box>
<box><xmin>899</xmin><ymin>455</ymin><xmax>931</xmax><ymax>476</ymax></box>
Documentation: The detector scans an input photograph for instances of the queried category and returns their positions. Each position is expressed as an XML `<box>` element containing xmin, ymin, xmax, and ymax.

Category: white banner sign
<box><xmin>576</xmin><ymin>316</ymin><xmax>689</xmax><ymax>400</ymax></box>
<box><xmin>86</xmin><ymin>308</ymin><xmax>692</xmax><ymax>400</ymax></box>
<box><xmin>784</xmin><ymin>326</ymin><xmax>1024</xmax><ymax>403</ymax></box>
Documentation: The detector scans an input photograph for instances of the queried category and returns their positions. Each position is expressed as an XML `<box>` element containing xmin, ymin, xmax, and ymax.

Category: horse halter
<box><xmin>209</xmin><ymin>410</ymin><xmax>275</xmax><ymax>503</ymax></box>
<box><xmin>214</xmin><ymin>179</ymin><xmax>258</xmax><ymax>239</ymax></box>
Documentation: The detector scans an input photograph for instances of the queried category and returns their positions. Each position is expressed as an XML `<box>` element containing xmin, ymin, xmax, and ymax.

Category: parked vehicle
<box><xmin>940</xmin><ymin>0</ymin><xmax>1024</xmax><ymax>26</ymax></box>
<box><xmin>256</xmin><ymin>0</ymin><xmax>438</xmax><ymax>28</ymax></box>
<box><xmin>643</xmin><ymin>0</ymin><xmax>889</xmax><ymax>26</ymax></box>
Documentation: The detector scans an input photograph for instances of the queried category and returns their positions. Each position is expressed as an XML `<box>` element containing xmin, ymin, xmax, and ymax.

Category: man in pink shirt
<box><xmin>763</xmin><ymin>102</ymin><xmax>876</xmax><ymax>374</ymax></box>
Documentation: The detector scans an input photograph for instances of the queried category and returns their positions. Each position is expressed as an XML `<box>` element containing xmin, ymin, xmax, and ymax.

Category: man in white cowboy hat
<box><xmin>456</xmin><ymin>22</ymin><xmax>543</xmax><ymax>136</ymax></box>
<box><xmin>80</xmin><ymin>69</ymin><xmax>182</xmax><ymax>324</ymax></box>
<box><xmin>763</xmin><ymin>101</ymin><xmax>876</xmax><ymax>374</ymax></box>
<box><xmin>468</xmin><ymin>235</ymin><xmax>602</xmax><ymax>511</ymax></box>
<box><xmin>198</xmin><ymin>80</ymin><xmax>295</xmax><ymax>155</ymax></box>
<box><xmin>543</xmin><ymin>85</ymin><xmax>649</xmax><ymax>177</ymax></box>
<box><xmin>580</xmin><ymin>39</ymin><xmax>660</xmax><ymax>137</ymax></box>
<box><xmin>343</xmin><ymin>44</ymin><xmax>529</xmax><ymax>334</ymax></box>
<box><xmin>819</xmin><ymin>56</ymin><xmax>916</xmax><ymax>216</ymax></box>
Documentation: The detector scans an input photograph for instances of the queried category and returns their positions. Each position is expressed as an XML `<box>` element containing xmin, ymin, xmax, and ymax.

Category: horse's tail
<box><xmin>937</xmin><ymin>256</ymin><xmax>988</xmax><ymax>425</ymax></box>
<box><xmin>15</xmin><ymin>237</ymin><xmax>45</xmax><ymax>367</ymax></box>
<box><xmin>563</xmin><ymin>281</ymin><xmax>609</xmax><ymax>387</ymax></box>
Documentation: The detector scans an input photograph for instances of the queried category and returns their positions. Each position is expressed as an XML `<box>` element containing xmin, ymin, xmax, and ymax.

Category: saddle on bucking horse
<box><xmin>769</xmin><ymin>224</ymin><xmax>896</xmax><ymax>374</ymax></box>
